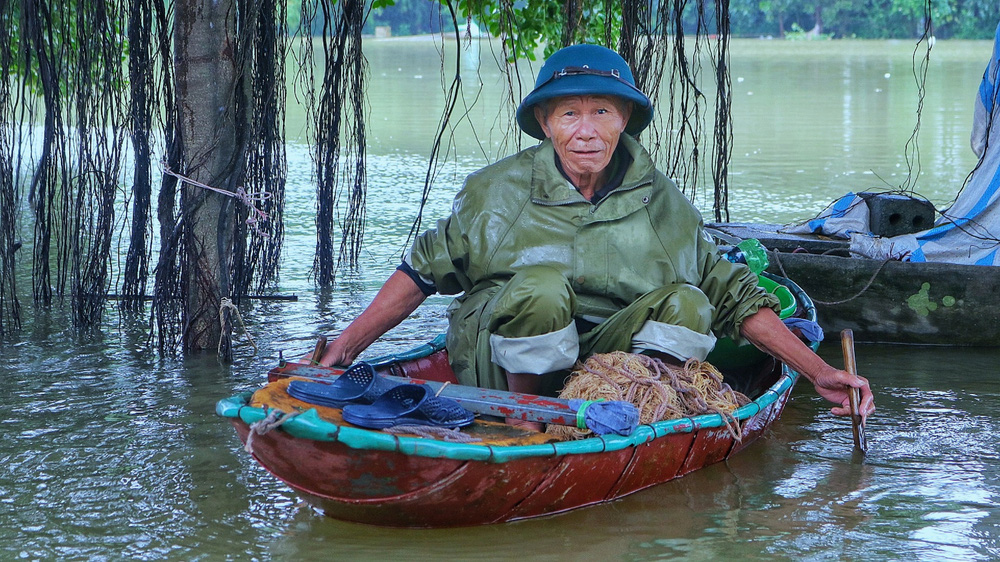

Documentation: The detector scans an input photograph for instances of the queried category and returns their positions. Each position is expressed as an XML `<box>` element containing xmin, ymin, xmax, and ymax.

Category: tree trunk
<box><xmin>174</xmin><ymin>0</ymin><xmax>238</xmax><ymax>352</ymax></box>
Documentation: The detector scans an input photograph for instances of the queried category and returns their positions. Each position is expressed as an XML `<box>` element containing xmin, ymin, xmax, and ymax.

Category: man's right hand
<box><xmin>317</xmin><ymin>337</ymin><xmax>356</xmax><ymax>367</ymax></box>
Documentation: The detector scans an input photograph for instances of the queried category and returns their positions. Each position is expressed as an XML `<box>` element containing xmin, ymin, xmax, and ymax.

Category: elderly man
<box><xmin>318</xmin><ymin>44</ymin><xmax>875</xmax><ymax>426</ymax></box>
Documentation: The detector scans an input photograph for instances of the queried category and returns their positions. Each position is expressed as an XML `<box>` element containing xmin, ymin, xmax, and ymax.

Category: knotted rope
<box><xmin>547</xmin><ymin>351</ymin><xmax>749</xmax><ymax>441</ymax></box>
<box><xmin>218</xmin><ymin>297</ymin><xmax>258</xmax><ymax>355</ymax></box>
<box><xmin>244</xmin><ymin>408</ymin><xmax>299</xmax><ymax>455</ymax></box>
<box><xmin>163</xmin><ymin>165</ymin><xmax>272</xmax><ymax>238</ymax></box>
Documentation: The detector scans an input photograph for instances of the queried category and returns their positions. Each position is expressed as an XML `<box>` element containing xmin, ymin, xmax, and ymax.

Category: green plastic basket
<box><xmin>756</xmin><ymin>275</ymin><xmax>797</xmax><ymax>319</ymax></box>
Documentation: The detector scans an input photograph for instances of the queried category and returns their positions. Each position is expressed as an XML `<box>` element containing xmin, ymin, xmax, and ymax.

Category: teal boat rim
<box><xmin>217</xmin><ymin>368</ymin><xmax>799</xmax><ymax>463</ymax></box>
<box><xmin>218</xmin><ymin>273</ymin><xmax>815</xmax><ymax>463</ymax></box>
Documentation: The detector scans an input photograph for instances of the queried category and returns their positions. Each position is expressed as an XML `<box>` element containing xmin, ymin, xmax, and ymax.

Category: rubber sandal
<box><xmin>342</xmin><ymin>384</ymin><xmax>475</xmax><ymax>429</ymax></box>
<box><xmin>287</xmin><ymin>362</ymin><xmax>399</xmax><ymax>408</ymax></box>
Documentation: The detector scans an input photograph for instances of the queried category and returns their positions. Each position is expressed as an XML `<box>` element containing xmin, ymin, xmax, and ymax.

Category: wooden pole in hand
<box><xmin>840</xmin><ymin>329</ymin><xmax>868</xmax><ymax>453</ymax></box>
<box><xmin>310</xmin><ymin>336</ymin><xmax>328</xmax><ymax>365</ymax></box>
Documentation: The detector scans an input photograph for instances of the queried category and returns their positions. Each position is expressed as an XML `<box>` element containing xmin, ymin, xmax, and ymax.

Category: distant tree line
<box><xmin>738</xmin><ymin>0</ymin><xmax>1000</xmax><ymax>39</ymax></box>
<box><xmin>284</xmin><ymin>0</ymin><xmax>1000</xmax><ymax>41</ymax></box>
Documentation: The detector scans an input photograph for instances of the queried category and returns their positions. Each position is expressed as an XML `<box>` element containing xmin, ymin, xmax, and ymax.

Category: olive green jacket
<box><xmin>406</xmin><ymin>134</ymin><xmax>778</xmax><ymax>342</ymax></box>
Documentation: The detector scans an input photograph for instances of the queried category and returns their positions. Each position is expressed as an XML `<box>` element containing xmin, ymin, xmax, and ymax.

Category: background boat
<box><xmin>709</xmin><ymin>222</ymin><xmax>999</xmax><ymax>346</ymax></box>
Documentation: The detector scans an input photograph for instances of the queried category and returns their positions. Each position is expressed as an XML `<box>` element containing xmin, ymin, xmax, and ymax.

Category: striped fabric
<box><xmin>906</xmin><ymin>22</ymin><xmax>1000</xmax><ymax>265</ymax></box>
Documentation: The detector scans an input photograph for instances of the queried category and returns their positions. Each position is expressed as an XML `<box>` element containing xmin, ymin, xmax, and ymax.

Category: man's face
<box><xmin>534</xmin><ymin>95</ymin><xmax>631</xmax><ymax>181</ymax></box>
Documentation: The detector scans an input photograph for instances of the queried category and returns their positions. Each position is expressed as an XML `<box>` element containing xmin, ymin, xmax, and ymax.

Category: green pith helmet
<box><xmin>516</xmin><ymin>44</ymin><xmax>654</xmax><ymax>140</ymax></box>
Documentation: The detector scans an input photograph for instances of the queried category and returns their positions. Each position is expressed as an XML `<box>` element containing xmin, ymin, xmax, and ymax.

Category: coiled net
<box><xmin>547</xmin><ymin>351</ymin><xmax>749</xmax><ymax>441</ymax></box>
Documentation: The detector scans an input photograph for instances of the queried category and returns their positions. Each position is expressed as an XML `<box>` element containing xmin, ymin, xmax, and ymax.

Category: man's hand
<box><xmin>810</xmin><ymin>364</ymin><xmax>875</xmax><ymax>423</ymax></box>
<box><xmin>740</xmin><ymin>307</ymin><xmax>876</xmax><ymax>423</ymax></box>
<box><xmin>301</xmin><ymin>270</ymin><xmax>429</xmax><ymax>368</ymax></box>
<box><xmin>316</xmin><ymin>337</ymin><xmax>356</xmax><ymax>367</ymax></box>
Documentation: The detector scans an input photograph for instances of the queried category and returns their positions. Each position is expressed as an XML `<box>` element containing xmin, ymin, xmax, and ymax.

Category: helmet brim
<box><xmin>516</xmin><ymin>74</ymin><xmax>653</xmax><ymax>140</ymax></box>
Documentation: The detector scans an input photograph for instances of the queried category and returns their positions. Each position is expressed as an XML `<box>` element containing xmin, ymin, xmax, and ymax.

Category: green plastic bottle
<box><xmin>725</xmin><ymin>238</ymin><xmax>769</xmax><ymax>275</ymax></box>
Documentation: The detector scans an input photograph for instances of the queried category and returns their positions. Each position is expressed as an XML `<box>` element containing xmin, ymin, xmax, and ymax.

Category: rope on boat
<box><xmin>546</xmin><ymin>351</ymin><xmax>749</xmax><ymax>441</ymax></box>
<box><xmin>245</xmin><ymin>408</ymin><xmax>299</xmax><ymax>455</ymax></box>
<box><xmin>383</xmin><ymin>425</ymin><xmax>482</xmax><ymax>443</ymax></box>
<box><xmin>770</xmin><ymin>249</ymin><xmax>892</xmax><ymax>306</ymax></box>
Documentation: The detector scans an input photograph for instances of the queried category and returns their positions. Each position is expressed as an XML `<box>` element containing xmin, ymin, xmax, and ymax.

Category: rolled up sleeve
<box><xmin>694</xmin><ymin>229</ymin><xmax>781</xmax><ymax>341</ymax></box>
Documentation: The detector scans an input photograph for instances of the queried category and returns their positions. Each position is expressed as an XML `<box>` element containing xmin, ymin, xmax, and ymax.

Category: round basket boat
<box><xmin>217</xmin><ymin>273</ymin><xmax>817</xmax><ymax>528</ymax></box>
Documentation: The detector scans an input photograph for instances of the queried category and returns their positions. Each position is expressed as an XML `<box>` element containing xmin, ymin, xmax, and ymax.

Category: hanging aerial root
<box><xmin>547</xmin><ymin>351</ymin><xmax>749</xmax><ymax>441</ymax></box>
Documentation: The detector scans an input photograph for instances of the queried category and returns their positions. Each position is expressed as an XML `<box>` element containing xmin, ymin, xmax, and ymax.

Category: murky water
<box><xmin>2</xmin><ymin>37</ymin><xmax>999</xmax><ymax>560</ymax></box>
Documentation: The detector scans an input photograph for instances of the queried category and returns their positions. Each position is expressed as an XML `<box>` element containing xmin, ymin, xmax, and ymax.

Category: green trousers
<box><xmin>446</xmin><ymin>265</ymin><xmax>719</xmax><ymax>392</ymax></box>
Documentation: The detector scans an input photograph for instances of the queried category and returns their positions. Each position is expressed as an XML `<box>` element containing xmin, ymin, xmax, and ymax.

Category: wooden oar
<box><xmin>271</xmin><ymin>361</ymin><xmax>613</xmax><ymax>429</ymax></box>
<box><xmin>309</xmin><ymin>335</ymin><xmax>327</xmax><ymax>365</ymax></box>
<box><xmin>840</xmin><ymin>329</ymin><xmax>868</xmax><ymax>453</ymax></box>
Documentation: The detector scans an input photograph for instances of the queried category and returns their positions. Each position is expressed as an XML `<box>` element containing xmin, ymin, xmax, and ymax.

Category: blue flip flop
<box><xmin>287</xmin><ymin>362</ymin><xmax>399</xmax><ymax>408</ymax></box>
<box><xmin>342</xmin><ymin>384</ymin><xmax>475</xmax><ymax>429</ymax></box>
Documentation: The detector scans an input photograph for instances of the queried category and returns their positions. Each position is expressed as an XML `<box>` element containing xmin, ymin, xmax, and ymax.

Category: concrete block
<box><xmin>860</xmin><ymin>192</ymin><xmax>936</xmax><ymax>237</ymax></box>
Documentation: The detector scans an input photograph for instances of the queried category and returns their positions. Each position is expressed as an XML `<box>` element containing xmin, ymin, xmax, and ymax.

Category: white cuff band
<box><xmin>489</xmin><ymin>322</ymin><xmax>579</xmax><ymax>375</ymax></box>
<box><xmin>630</xmin><ymin>320</ymin><xmax>717</xmax><ymax>361</ymax></box>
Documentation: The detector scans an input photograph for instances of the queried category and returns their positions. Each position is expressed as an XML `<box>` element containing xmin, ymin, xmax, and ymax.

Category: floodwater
<box><xmin>2</xmin><ymin>37</ymin><xmax>999</xmax><ymax>560</ymax></box>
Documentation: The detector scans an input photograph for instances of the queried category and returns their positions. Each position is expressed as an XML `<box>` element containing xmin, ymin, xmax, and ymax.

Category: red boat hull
<box><xmin>222</xmin><ymin>274</ymin><xmax>816</xmax><ymax>527</ymax></box>
<box><xmin>229</xmin><ymin>370</ymin><xmax>792</xmax><ymax>527</ymax></box>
